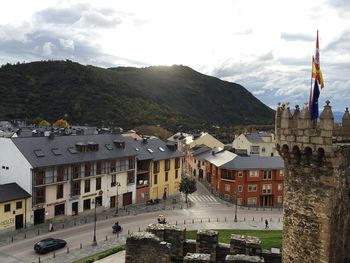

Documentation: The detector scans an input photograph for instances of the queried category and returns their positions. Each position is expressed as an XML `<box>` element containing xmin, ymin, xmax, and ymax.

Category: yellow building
<box><xmin>136</xmin><ymin>139</ymin><xmax>183</xmax><ymax>200</ymax></box>
<box><xmin>0</xmin><ymin>183</ymin><xmax>31</xmax><ymax>230</ymax></box>
<box><xmin>150</xmin><ymin>157</ymin><xmax>182</xmax><ymax>200</ymax></box>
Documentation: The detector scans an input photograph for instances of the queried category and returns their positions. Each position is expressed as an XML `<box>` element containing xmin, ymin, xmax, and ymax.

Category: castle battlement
<box><xmin>275</xmin><ymin>101</ymin><xmax>350</xmax><ymax>166</ymax></box>
<box><xmin>274</xmin><ymin>100</ymin><xmax>350</xmax><ymax>263</ymax></box>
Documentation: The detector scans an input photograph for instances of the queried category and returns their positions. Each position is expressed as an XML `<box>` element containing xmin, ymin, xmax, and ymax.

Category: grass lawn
<box><xmin>186</xmin><ymin>229</ymin><xmax>282</xmax><ymax>250</ymax></box>
<box><xmin>72</xmin><ymin>245</ymin><xmax>125</xmax><ymax>263</ymax></box>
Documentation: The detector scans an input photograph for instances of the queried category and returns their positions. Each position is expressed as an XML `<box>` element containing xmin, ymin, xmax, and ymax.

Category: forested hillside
<box><xmin>0</xmin><ymin>60</ymin><xmax>274</xmax><ymax>130</ymax></box>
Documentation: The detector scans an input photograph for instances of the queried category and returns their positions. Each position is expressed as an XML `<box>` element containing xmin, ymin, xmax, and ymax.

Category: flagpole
<box><xmin>308</xmin><ymin>56</ymin><xmax>314</xmax><ymax>111</ymax></box>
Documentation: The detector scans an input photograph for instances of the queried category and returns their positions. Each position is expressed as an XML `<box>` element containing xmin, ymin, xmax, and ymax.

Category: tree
<box><xmin>38</xmin><ymin>119</ymin><xmax>50</xmax><ymax>126</ymax></box>
<box><xmin>179</xmin><ymin>176</ymin><xmax>197</xmax><ymax>207</ymax></box>
<box><xmin>53</xmin><ymin>119</ymin><xmax>69</xmax><ymax>128</ymax></box>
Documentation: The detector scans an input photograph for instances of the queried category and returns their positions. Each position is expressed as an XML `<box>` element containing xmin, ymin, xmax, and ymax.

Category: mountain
<box><xmin>0</xmin><ymin>60</ymin><xmax>274</xmax><ymax>130</ymax></box>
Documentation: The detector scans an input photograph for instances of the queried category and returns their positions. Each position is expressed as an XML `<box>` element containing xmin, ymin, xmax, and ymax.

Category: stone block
<box><xmin>217</xmin><ymin>243</ymin><xmax>230</xmax><ymax>263</ymax></box>
<box><xmin>184</xmin><ymin>253</ymin><xmax>211</xmax><ymax>263</ymax></box>
<box><xmin>225</xmin><ymin>254</ymin><xmax>265</xmax><ymax>262</ymax></box>
<box><xmin>125</xmin><ymin>232</ymin><xmax>171</xmax><ymax>263</ymax></box>
<box><xmin>196</xmin><ymin>229</ymin><xmax>218</xmax><ymax>262</ymax></box>
<box><xmin>230</xmin><ymin>235</ymin><xmax>246</xmax><ymax>254</ymax></box>
<box><xmin>304</xmin><ymin>129</ymin><xmax>317</xmax><ymax>136</ymax></box>
<box><xmin>310</xmin><ymin>136</ymin><xmax>324</xmax><ymax>145</ymax></box>
<box><xmin>298</xmin><ymin>136</ymin><xmax>310</xmax><ymax>143</ymax></box>
<box><xmin>320</xmin><ymin>130</ymin><xmax>333</xmax><ymax>138</ymax></box>
<box><xmin>184</xmin><ymin>239</ymin><xmax>197</xmax><ymax>254</ymax></box>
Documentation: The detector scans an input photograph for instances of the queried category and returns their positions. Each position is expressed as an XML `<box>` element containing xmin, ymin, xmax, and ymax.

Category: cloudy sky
<box><xmin>0</xmin><ymin>0</ymin><xmax>350</xmax><ymax>111</ymax></box>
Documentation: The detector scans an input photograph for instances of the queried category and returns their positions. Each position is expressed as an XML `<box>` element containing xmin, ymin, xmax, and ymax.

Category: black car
<box><xmin>34</xmin><ymin>238</ymin><xmax>67</xmax><ymax>254</ymax></box>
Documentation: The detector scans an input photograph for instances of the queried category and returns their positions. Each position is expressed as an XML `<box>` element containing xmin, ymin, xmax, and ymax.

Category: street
<box><xmin>0</xmin><ymin>182</ymin><xmax>283</xmax><ymax>263</ymax></box>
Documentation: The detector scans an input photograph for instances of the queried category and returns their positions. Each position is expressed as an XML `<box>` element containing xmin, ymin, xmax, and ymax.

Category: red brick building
<box><xmin>204</xmin><ymin>151</ymin><xmax>284</xmax><ymax>207</ymax></box>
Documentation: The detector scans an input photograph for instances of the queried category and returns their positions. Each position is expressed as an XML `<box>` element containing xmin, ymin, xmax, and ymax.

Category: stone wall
<box><xmin>275</xmin><ymin>101</ymin><xmax>350</xmax><ymax>263</ymax></box>
<box><xmin>125</xmin><ymin>223</ymin><xmax>280</xmax><ymax>263</ymax></box>
<box><xmin>125</xmin><ymin>232</ymin><xmax>171</xmax><ymax>263</ymax></box>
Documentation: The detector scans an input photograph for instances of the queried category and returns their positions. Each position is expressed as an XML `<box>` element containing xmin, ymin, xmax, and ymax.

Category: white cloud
<box><xmin>0</xmin><ymin>0</ymin><xmax>349</xmax><ymax>111</ymax></box>
<box><xmin>42</xmin><ymin>42</ymin><xmax>54</xmax><ymax>56</ymax></box>
<box><xmin>59</xmin><ymin>38</ymin><xmax>75</xmax><ymax>50</ymax></box>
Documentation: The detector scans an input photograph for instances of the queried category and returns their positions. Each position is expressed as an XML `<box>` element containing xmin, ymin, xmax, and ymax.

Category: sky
<box><xmin>0</xmin><ymin>0</ymin><xmax>350</xmax><ymax>111</ymax></box>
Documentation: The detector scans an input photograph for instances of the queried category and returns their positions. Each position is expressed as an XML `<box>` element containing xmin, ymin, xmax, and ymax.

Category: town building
<box><xmin>219</xmin><ymin>155</ymin><xmax>284</xmax><ymax>207</ymax></box>
<box><xmin>232</xmin><ymin>132</ymin><xmax>278</xmax><ymax>157</ymax></box>
<box><xmin>0</xmin><ymin>133</ymin><xmax>183</xmax><ymax>225</ymax></box>
<box><xmin>184</xmin><ymin>132</ymin><xmax>224</xmax><ymax>176</ymax></box>
<box><xmin>190</xmin><ymin>144</ymin><xmax>284</xmax><ymax>207</ymax></box>
<box><xmin>0</xmin><ymin>183</ymin><xmax>31</xmax><ymax>230</ymax></box>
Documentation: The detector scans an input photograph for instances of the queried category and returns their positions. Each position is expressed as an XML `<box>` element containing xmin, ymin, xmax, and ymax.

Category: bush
<box><xmin>85</xmin><ymin>259</ymin><xmax>94</xmax><ymax>263</ymax></box>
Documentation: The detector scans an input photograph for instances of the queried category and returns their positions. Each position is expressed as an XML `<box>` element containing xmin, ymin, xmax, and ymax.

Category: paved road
<box><xmin>0</xmin><ymin>181</ymin><xmax>283</xmax><ymax>263</ymax></box>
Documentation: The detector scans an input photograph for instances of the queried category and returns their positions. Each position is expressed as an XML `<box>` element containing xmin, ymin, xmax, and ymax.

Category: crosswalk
<box><xmin>187</xmin><ymin>194</ymin><xmax>219</xmax><ymax>204</ymax></box>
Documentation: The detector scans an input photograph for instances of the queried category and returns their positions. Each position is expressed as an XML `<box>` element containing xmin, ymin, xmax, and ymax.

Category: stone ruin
<box><xmin>275</xmin><ymin>101</ymin><xmax>350</xmax><ymax>263</ymax></box>
<box><xmin>125</xmin><ymin>223</ymin><xmax>281</xmax><ymax>263</ymax></box>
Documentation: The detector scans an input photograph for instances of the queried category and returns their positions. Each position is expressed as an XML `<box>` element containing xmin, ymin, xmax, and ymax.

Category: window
<box><xmin>263</xmin><ymin>170</ymin><xmax>272</xmax><ymax>180</ymax></box>
<box><xmin>84</xmin><ymin>179</ymin><xmax>90</xmax><ymax>193</ymax></box>
<box><xmin>238</xmin><ymin>185</ymin><xmax>243</xmax><ymax>192</ymax></box>
<box><xmin>262</xmin><ymin>147</ymin><xmax>266</xmax><ymax>153</ymax></box>
<box><xmin>154</xmin><ymin>174</ymin><xmax>158</xmax><ymax>185</ymax></box>
<box><xmin>110</xmin><ymin>160</ymin><xmax>116</xmax><ymax>173</ymax></box>
<box><xmin>221</xmin><ymin>169</ymin><xmax>235</xmax><ymax>180</ymax></box>
<box><xmin>262</xmin><ymin>184</ymin><xmax>272</xmax><ymax>194</ymax></box>
<box><xmin>111</xmin><ymin>174</ymin><xmax>116</xmax><ymax>187</ymax></box>
<box><xmin>277</xmin><ymin>196</ymin><xmax>283</xmax><ymax>203</ymax></box>
<box><xmin>16</xmin><ymin>201</ymin><xmax>22</xmax><ymax>209</ymax></box>
<box><xmin>119</xmin><ymin>159</ymin><xmax>126</xmax><ymax>172</ymax></box>
<box><xmin>85</xmin><ymin>163</ymin><xmax>92</xmax><ymax>177</ymax></box>
<box><xmin>248</xmin><ymin>184</ymin><xmax>257</xmax><ymax>192</ymax></box>
<box><xmin>127</xmin><ymin>170</ymin><xmax>135</xmax><ymax>184</ymax></box>
<box><xmin>238</xmin><ymin>171</ymin><xmax>243</xmax><ymax>177</ymax></box>
<box><xmin>250</xmin><ymin>146</ymin><xmax>260</xmax><ymax>155</ymax></box>
<box><xmin>279</xmin><ymin>170</ymin><xmax>284</xmax><ymax>176</ymax></box>
<box><xmin>57</xmin><ymin>184</ymin><xmax>63</xmax><ymax>199</ymax></box>
<box><xmin>35</xmin><ymin>188</ymin><xmax>45</xmax><ymax>204</ymax></box>
<box><xmin>278</xmin><ymin>183</ymin><xmax>283</xmax><ymax>191</ymax></box>
<box><xmin>128</xmin><ymin>158</ymin><xmax>135</xmax><ymax>170</ymax></box>
<box><xmin>34</xmin><ymin>169</ymin><xmax>45</xmax><ymax>185</ymax></box>
<box><xmin>175</xmin><ymin>158</ymin><xmax>180</xmax><ymax>169</ymax></box>
<box><xmin>153</xmin><ymin>161</ymin><xmax>160</xmax><ymax>173</ymax></box>
<box><xmin>165</xmin><ymin>172</ymin><xmax>168</xmax><ymax>182</ymax></box>
<box><xmin>57</xmin><ymin>166</ymin><xmax>66</xmax><ymax>182</ymax></box>
<box><xmin>72</xmin><ymin>181</ymin><xmax>80</xmax><ymax>196</ymax></box>
<box><xmin>96</xmin><ymin>161</ymin><xmax>104</xmax><ymax>175</ymax></box>
<box><xmin>4</xmin><ymin>204</ymin><xmax>10</xmax><ymax>212</ymax></box>
<box><xmin>165</xmin><ymin>160</ymin><xmax>170</xmax><ymax>171</ymax></box>
<box><xmin>72</xmin><ymin>164</ymin><xmax>80</xmax><ymax>179</ymax></box>
<box><xmin>249</xmin><ymin>170</ymin><xmax>259</xmax><ymax>177</ymax></box>
<box><xmin>225</xmin><ymin>184</ymin><xmax>230</xmax><ymax>192</ymax></box>
<box><xmin>96</xmin><ymin>177</ymin><xmax>102</xmax><ymax>190</ymax></box>
<box><xmin>175</xmin><ymin>170</ymin><xmax>178</xmax><ymax>179</ymax></box>
<box><xmin>247</xmin><ymin>197</ymin><xmax>257</xmax><ymax>205</ymax></box>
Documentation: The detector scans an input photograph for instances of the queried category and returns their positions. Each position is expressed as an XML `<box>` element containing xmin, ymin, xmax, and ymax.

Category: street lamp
<box><xmin>115</xmin><ymin>182</ymin><xmax>121</xmax><ymax>215</ymax></box>
<box><xmin>234</xmin><ymin>190</ymin><xmax>238</xmax><ymax>222</ymax></box>
<box><xmin>92</xmin><ymin>198</ymin><xmax>99</xmax><ymax>246</ymax></box>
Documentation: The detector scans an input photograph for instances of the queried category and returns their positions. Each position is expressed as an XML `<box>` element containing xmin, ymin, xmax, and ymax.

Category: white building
<box><xmin>232</xmin><ymin>133</ymin><xmax>278</xmax><ymax>157</ymax></box>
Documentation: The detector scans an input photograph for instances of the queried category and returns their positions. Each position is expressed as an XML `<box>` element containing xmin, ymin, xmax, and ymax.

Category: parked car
<box><xmin>34</xmin><ymin>238</ymin><xmax>67</xmax><ymax>254</ymax></box>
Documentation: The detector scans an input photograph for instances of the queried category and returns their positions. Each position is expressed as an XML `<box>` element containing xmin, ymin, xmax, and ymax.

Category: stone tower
<box><xmin>275</xmin><ymin>101</ymin><xmax>350</xmax><ymax>263</ymax></box>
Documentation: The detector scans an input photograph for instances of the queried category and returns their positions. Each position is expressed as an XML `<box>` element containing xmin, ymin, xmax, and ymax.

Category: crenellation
<box><xmin>275</xmin><ymin>100</ymin><xmax>350</xmax><ymax>263</ymax></box>
<box><xmin>292</xmin><ymin>104</ymin><xmax>300</xmax><ymax>128</ymax></box>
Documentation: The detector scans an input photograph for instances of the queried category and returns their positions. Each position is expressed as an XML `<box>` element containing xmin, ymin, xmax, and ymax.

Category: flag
<box><xmin>314</xmin><ymin>30</ymin><xmax>324</xmax><ymax>88</ymax></box>
<box><xmin>308</xmin><ymin>31</ymin><xmax>324</xmax><ymax>117</ymax></box>
<box><xmin>310</xmin><ymin>76</ymin><xmax>320</xmax><ymax>119</ymax></box>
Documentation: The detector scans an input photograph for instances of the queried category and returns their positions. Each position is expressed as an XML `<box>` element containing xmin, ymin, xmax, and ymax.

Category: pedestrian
<box><xmin>265</xmin><ymin>219</ymin><xmax>269</xmax><ymax>229</ymax></box>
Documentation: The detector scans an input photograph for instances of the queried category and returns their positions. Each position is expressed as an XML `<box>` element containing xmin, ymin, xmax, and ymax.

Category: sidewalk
<box><xmin>0</xmin><ymin>194</ymin><xmax>185</xmax><ymax>247</ymax></box>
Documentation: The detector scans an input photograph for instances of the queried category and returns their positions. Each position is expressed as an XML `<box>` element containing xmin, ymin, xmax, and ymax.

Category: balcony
<box><xmin>136</xmin><ymin>180</ymin><xmax>149</xmax><ymax>189</ymax></box>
